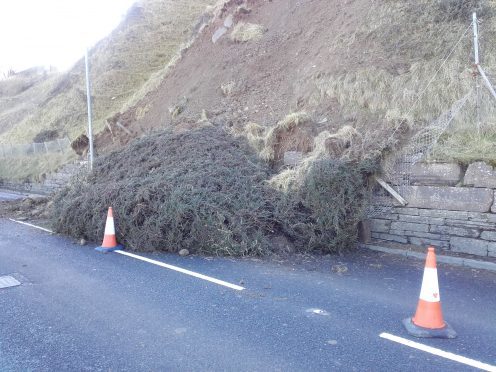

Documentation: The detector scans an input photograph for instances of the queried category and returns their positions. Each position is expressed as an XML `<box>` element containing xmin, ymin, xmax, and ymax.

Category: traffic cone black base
<box><xmin>403</xmin><ymin>317</ymin><xmax>457</xmax><ymax>339</ymax></box>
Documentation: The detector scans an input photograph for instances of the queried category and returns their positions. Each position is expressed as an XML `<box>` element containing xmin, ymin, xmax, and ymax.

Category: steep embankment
<box><xmin>100</xmin><ymin>0</ymin><xmax>496</xmax><ymax>164</ymax></box>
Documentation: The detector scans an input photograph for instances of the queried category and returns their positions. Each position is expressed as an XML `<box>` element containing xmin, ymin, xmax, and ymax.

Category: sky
<box><xmin>0</xmin><ymin>0</ymin><xmax>136</xmax><ymax>74</ymax></box>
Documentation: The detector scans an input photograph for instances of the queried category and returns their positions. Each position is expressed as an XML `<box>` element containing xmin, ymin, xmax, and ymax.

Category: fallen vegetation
<box><xmin>52</xmin><ymin>125</ymin><xmax>377</xmax><ymax>255</ymax></box>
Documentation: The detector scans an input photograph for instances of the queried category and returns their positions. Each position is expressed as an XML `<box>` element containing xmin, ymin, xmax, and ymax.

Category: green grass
<box><xmin>431</xmin><ymin>130</ymin><xmax>496</xmax><ymax>166</ymax></box>
<box><xmin>0</xmin><ymin>152</ymin><xmax>76</xmax><ymax>182</ymax></box>
<box><xmin>310</xmin><ymin>0</ymin><xmax>496</xmax><ymax>164</ymax></box>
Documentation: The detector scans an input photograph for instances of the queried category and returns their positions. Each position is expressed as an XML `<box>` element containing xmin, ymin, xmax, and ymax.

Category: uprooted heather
<box><xmin>52</xmin><ymin>126</ymin><xmax>377</xmax><ymax>255</ymax></box>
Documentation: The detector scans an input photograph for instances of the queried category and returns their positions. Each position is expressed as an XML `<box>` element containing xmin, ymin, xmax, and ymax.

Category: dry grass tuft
<box><xmin>277</xmin><ymin>112</ymin><xmax>312</xmax><ymax>130</ymax></box>
<box><xmin>260</xmin><ymin>112</ymin><xmax>315</xmax><ymax>163</ymax></box>
<box><xmin>244</xmin><ymin>122</ymin><xmax>265</xmax><ymax>152</ymax></box>
<box><xmin>311</xmin><ymin>126</ymin><xmax>361</xmax><ymax>158</ymax></box>
<box><xmin>230</xmin><ymin>22</ymin><xmax>266</xmax><ymax>42</ymax></box>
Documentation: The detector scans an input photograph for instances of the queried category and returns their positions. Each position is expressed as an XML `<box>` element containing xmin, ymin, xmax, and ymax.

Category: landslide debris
<box><xmin>52</xmin><ymin>125</ymin><xmax>377</xmax><ymax>255</ymax></box>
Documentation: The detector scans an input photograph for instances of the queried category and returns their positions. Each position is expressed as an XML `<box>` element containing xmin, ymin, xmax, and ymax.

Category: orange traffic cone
<box><xmin>95</xmin><ymin>207</ymin><xmax>123</xmax><ymax>253</ymax></box>
<box><xmin>403</xmin><ymin>246</ymin><xmax>456</xmax><ymax>338</ymax></box>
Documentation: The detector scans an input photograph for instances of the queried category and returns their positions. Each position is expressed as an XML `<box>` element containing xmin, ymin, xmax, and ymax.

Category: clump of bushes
<box><xmin>52</xmin><ymin>126</ymin><xmax>280</xmax><ymax>255</ymax></box>
<box><xmin>52</xmin><ymin>126</ymin><xmax>377</xmax><ymax>256</ymax></box>
<box><xmin>32</xmin><ymin>129</ymin><xmax>59</xmax><ymax>143</ymax></box>
<box><xmin>276</xmin><ymin>158</ymin><xmax>378</xmax><ymax>253</ymax></box>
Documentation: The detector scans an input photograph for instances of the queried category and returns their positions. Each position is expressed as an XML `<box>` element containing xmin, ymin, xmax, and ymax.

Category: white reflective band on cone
<box><xmin>104</xmin><ymin>217</ymin><xmax>115</xmax><ymax>235</ymax></box>
<box><xmin>419</xmin><ymin>267</ymin><xmax>441</xmax><ymax>302</ymax></box>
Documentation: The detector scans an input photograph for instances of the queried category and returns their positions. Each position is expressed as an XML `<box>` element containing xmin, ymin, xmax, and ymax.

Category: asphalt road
<box><xmin>0</xmin><ymin>218</ymin><xmax>495</xmax><ymax>371</ymax></box>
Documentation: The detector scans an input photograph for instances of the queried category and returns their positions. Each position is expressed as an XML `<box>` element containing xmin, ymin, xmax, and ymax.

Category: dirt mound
<box><xmin>52</xmin><ymin>126</ymin><xmax>377</xmax><ymax>255</ymax></box>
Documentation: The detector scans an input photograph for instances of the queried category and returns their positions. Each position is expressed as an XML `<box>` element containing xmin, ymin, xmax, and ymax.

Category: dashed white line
<box><xmin>8</xmin><ymin>218</ymin><xmax>54</xmax><ymax>233</ymax></box>
<box><xmin>115</xmin><ymin>250</ymin><xmax>245</xmax><ymax>291</ymax></box>
<box><xmin>380</xmin><ymin>332</ymin><xmax>496</xmax><ymax>372</ymax></box>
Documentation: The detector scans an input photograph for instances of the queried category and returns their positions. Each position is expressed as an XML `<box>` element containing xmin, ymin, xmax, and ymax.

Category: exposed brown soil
<box><xmin>95</xmin><ymin>0</ymin><xmax>404</xmax><ymax>151</ymax></box>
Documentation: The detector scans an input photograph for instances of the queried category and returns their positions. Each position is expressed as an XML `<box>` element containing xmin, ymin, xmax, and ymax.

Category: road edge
<box><xmin>361</xmin><ymin>243</ymin><xmax>496</xmax><ymax>273</ymax></box>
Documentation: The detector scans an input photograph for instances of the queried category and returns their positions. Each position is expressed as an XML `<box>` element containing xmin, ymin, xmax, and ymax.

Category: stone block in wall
<box><xmin>392</xmin><ymin>207</ymin><xmax>420</xmax><ymax>216</ymax></box>
<box><xmin>480</xmin><ymin>231</ymin><xmax>496</xmax><ymax>241</ymax></box>
<box><xmin>369</xmin><ymin>219</ymin><xmax>391</xmax><ymax>233</ymax></box>
<box><xmin>444</xmin><ymin>219</ymin><xmax>496</xmax><ymax>230</ymax></box>
<box><xmin>463</xmin><ymin>162</ymin><xmax>496</xmax><ymax>188</ymax></box>
<box><xmin>489</xmin><ymin>243</ymin><xmax>496</xmax><ymax>258</ymax></box>
<box><xmin>403</xmin><ymin>230</ymin><xmax>450</xmax><ymax>241</ymax></box>
<box><xmin>468</xmin><ymin>212</ymin><xmax>493</xmax><ymax>222</ymax></box>
<box><xmin>430</xmin><ymin>225</ymin><xmax>480</xmax><ymax>238</ymax></box>
<box><xmin>369</xmin><ymin>212</ymin><xmax>399</xmax><ymax>221</ymax></box>
<box><xmin>410</xmin><ymin>163</ymin><xmax>463</xmax><ymax>186</ymax></box>
<box><xmin>398</xmin><ymin>214</ymin><xmax>445</xmax><ymax>226</ymax></box>
<box><xmin>390</xmin><ymin>221</ymin><xmax>429</xmax><ymax>233</ymax></box>
<box><xmin>409</xmin><ymin>236</ymin><xmax>449</xmax><ymax>249</ymax></box>
<box><xmin>493</xmin><ymin>192</ymin><xmax>496</xmax><ymax>213</ymax></box>
<box><xmin>418</xmin><ymin>209</ymin><xmax>470</xmax><ymax>219</ymax></box>
<box><xmin>469</xmin><ymin>212</ymin><xmax>496</xmax><ymax>224</ymax></box>
<box><xmin>371</xmin><ymin>232</ymin><xmax>408</xmax><ymax>244</ymax></box>
<box><xmin>450</xmin><ymin>237</ymin><xmax>488</xmax><ymax>256</ymax></box>
<box><xmin>401</xmin><ymin>186</ymin><xmax>493</xmax><ymax>212</ymax></box>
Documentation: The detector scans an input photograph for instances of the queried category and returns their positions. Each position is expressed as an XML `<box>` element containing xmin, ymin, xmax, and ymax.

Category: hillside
<box><xmin>50</xmin><ymin>0</ymin><xmax>496</xmax><ymax>255</ymax></box>
<box><xmin>1</xmin><ymin>0</ymin><xmax>495</xmax><ymax>183</ymax></box>
<box><xmin>0</xmin><ymin>0</ymin><xmax>219</xmax><ymax>180</ymax></box>
<box><xmin>95</xmin><ymin>0</ymin><xmax>496</xmax><ymax>165</ymax></box>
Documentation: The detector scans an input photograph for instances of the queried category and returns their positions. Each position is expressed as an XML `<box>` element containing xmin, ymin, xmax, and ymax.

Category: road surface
<box><xmin>0</xmin><ymin>218</ymin><xmax>495</xmax><ymax>371</ymax></box>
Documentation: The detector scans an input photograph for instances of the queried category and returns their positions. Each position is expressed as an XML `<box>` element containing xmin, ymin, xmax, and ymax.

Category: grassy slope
<box><xmin>113</xmin><ymin>0</ymin><xmax>496</xmax><ymax>166</ymax></box>
<box><xmin>0</xmin><ymin>71</ymin><xmax>59</xmax><ymax>137</ymax></box>
<box><xmin>311</xmin><ymin>0</ymin><xmax>496</xmax><ymax>164</ymax></box>
<box><xmin>0</xmin><ymin>0</ymin><xmax>218</xmax><ymax>181</ymax></box>
<box><xmin>0</xmin><ymin>0</ymin><xmax>218</xmax><ymax>144</ymax></box>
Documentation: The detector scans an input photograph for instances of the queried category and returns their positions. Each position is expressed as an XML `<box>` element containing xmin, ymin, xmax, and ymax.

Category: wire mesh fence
<box><xmin>367</xmin><ymin>13</ymin><xmax>496</xmax><ymax>218</ymax></box>
<box><xmin>0</xmin><ymin>137</ymin><xmax>71</xmax><ymax>158</ymax></box>
<box><xmin>367</xmin><ymin>83</ymin><xmax>496</xmax><ymax>218</ymax></box>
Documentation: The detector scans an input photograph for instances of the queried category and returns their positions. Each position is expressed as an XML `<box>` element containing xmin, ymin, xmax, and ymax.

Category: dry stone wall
<box><xmin>369</xmin><ymin>162</ymin><xmax>496</xmax><ymax>258</ymax></box>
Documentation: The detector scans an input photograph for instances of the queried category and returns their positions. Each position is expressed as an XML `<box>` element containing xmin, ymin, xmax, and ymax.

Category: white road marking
<box><xmin>0</xmin><ymin>275</ymin><xmax>21</xmax><ymax>289</ymax></box>
<box><xmin>380</xmin><ymin>332</ymin><xmax>496</xmax><ymax>372</ymax></box>
<box><xmin>8</xmin><ymin>218</ymin><xmax>54</xmax><ymax>233</ymax></box>
<box><xmin>115</xmin><ymin>250</ymin><xmax>245</xmax><ymax>291</ymax></box>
